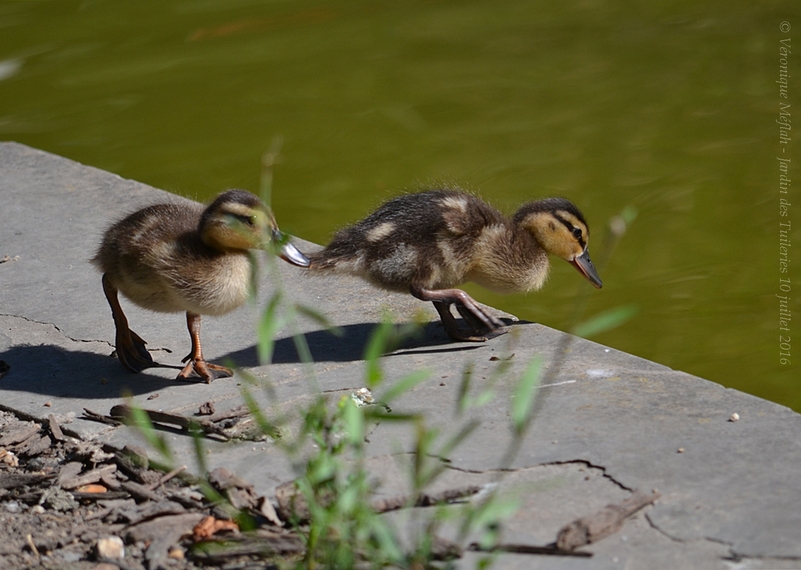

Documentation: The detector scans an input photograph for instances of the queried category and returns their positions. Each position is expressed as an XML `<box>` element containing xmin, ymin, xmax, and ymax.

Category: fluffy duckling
<box><xmin>308</xmin><ymin>188</ymin><xmax>602</xmax><ymax>341</ymax></box>
<box><xmin>93</xmin><ymin>189</ymin><xmax>309</xmax><ymax>383</ymax></box>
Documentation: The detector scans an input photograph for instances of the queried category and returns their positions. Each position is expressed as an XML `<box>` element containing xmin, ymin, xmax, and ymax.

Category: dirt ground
<box><xmin>0</xmin><ymin>408</ymin><xmax>303</xmax><ymax>570</ymax></box>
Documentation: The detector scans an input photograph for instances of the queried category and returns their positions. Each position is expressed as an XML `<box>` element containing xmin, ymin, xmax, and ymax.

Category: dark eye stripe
<box><xmin>230</xmin><ymin>213</ymin><xmax>255</xmax><ymax>226</ymax></box>
<box><xmin>555</xmin><ymin>214</ymin><xmax>586</xmax><ymax>248</ymax></box>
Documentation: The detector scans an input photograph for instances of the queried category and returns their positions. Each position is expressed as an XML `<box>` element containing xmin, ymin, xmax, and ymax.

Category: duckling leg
<box><xmin>410</xmin><ymin>285</ymin><xmax>505</xmax><ymax>342</ymax></box>
<box><xmin>177</xmin><ymin>312</ymin><xmax>233</xmax><ymax>383</ymax></box>
<box><xmin>454</xmin><ymin>304</ymin><xmax>504</xmax><ymax>336</ymax></box>
<box><xmin>430</xmin><ymin>301</ymin><xmax>487</xmax><ymax>342</ymax></box>
<box><xmin>102</xmin><ymin>274</ymin><xmax>157</xmax><ymax>372</ymax></box>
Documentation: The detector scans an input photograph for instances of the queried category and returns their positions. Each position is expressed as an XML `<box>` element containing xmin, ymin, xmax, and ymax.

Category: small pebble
<box><xmin>729</xmin><ymin>413</ymin><xmax>740</xmax><ymax>422</ymax></box>
<box><xmin>96</xmin><ymin>536</ymin><xmax>125</xmax><ymax>560</ymax></box>
<box><xmin>1</xmin><ymin>450</ymin><xmax>19</xmax><ymax>467</ymax></box>
<box><xmin>351</xmin><ymin>387</ymin><xmax>374</xmax><ymax>406</ymax></box>
<box><xmin>677</xmin><ymin>447</ymin><xmax>685</xmax><ymax>453</ymax></box>
<box><xmin>4</xmin><ymin>501</ymin><xmax>20</xmax><ymax>514</ymax></box>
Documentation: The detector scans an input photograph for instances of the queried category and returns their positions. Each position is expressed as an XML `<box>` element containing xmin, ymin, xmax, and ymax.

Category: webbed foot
<box><xmin>103</xmin><ymin>274</ymin><xmax>159</xmax><ymax>373</ymax></box>
<box><xmin>115</xmin><ymin>328</ymin><xmax>158</xmax><ymax>372</ymax></box>
<box><xmin>410</xmin><ymin>285</ymin><xmax>506</xmax><ymax>342</ymax></box>
<box><xmin>177</xmin><ymin>357</ymin><xmax>233</xmax><ymax>384</ymax></box>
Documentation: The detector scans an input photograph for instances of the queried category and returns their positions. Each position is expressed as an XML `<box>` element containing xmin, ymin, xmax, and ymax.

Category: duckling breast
<box><xmin>466</xmin><ymin>226</ymin><xmax>551</xmax><ymax>293</ymax></box>
<box><xmin>104</xmin><ymin>246</ymin><xmax>253</xmax><ymax>316</ymax></box>
<box><xmin>162</xmin><ymin>251</ymin><xmax>253</xmax><ymax>316</ymax></box>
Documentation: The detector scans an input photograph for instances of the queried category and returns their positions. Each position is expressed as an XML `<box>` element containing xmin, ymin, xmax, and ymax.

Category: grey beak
<box><xmin>272</xmin><ymin>229</ymin><xmax>310</xmax><ymax>267</ymax></box>
<box><xmin>570</xmin><ymin>249</ymin><xmax>603</xmax><ymax>289</ymax></box>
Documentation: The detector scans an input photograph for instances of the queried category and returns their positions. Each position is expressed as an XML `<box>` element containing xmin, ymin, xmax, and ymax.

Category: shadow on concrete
<box><xmin>222</xmin><ymin>320</ymin><xmax>512</xmax><ymax>366</ymax></box>
<box><xmin>0</xmin><ymin>344</ymin><xmax>192</xmax><ymax>399</ymax></box>
<box><xmin>0</xmin><ymin>319</ymin><xmax>521</xmax><ymax>398</ymax></box>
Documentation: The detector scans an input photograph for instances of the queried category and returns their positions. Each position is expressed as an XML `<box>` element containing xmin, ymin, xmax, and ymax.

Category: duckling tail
<box><xmin>306</xmin><ymin>254</ymin><xmax>334</xmax><ymax>272</ymax></box>
<box><xmin>305</xmin><ymin>249</ymin><xmax>359</xmax><ymax>273</ymax></box>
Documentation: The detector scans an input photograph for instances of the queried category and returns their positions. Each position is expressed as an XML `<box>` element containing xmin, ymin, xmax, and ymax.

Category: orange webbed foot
<box><xmin>177</xmin><ymin>356</ymin><xmax>233</xmax><ymax>384</ymax></box>
<box><xmin>115</xmin><ymin>328</ymin><xmax>158</xmax><ymax>372</ymax></box>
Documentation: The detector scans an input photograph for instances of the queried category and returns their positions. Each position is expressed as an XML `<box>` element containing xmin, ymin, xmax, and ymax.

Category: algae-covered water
<box><xmin>2</xmin><ymin>0</ymin><xmax>799</xmax><ymax>410</ymax></box>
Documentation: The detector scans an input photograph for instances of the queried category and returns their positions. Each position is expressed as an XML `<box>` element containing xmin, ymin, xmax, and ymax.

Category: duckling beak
<box><xmin>271</xmin><ymin>229</ymin><xmax>310</xmax><ymax>267</ymax></box>
<box><xmin>570</xmin><ymin>249</ymin><xmax>603</xmax><ymax>289</ymax></box>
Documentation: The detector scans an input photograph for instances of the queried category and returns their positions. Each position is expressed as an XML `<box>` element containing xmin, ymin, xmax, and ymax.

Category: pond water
<box><xmin>2</xmin><ymin>0</ymin><xmax>799</xmax><ymax>411</ymax></box>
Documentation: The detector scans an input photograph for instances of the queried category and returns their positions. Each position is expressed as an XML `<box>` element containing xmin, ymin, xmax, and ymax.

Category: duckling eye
<box><xmin>230</xmin><ymin>213</ymin><xmax>255</xmax><ymax>227</ymax></box>
<box><xmin>571</xmin><ymin>227</ymin><xmax>583</xmax><ymax>240</ymax></box>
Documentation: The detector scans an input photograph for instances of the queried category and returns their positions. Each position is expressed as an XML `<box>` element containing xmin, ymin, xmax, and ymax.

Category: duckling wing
<box><xmin>94</xmin><ymin>203</ymin><xmax>211</xmax><ymax>312</ymax></box>
<box><xmin>310</xmin><ymin>189</ymin><xmax>504</xmax><ymax>291</ymax></box>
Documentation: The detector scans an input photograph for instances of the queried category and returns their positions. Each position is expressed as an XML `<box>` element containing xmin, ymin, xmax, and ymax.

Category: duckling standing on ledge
<box><xmin>308</xmin><ymin>188</ymin><xmax>602</xmax><ymax>341</ymax></box>
<box><xmin>93</xmin><ymin>189</ymin><xmax>309</xmax><ymax>383</ymax></box>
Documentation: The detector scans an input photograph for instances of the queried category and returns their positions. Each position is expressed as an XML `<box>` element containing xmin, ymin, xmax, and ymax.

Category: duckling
<box><xmin>93</xmin><ymin>189</ymin><xmax>309</xmax><ymax>383</ymax></box>
<box><xmin>308</xmin><ymin>188</ymin><xmax>601</xmax><ymax>341</ymax></box>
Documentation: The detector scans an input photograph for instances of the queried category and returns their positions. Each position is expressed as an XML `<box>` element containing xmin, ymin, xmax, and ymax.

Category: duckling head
<box><xmin>199</xmin><ymin>189</ymin><xmax>309</xmax><ymax>266</ymax></box>
<box><xmin>514</xmin><ymin>197</ymin><xmax>603</xmax><ymax>288</ymax></box>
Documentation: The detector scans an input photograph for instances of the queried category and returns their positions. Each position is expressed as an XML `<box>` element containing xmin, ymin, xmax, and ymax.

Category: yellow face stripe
<box><xmin>553</xmin><ymin>211</ymin><xmax>588</xmax><ymax>249</ymax></box>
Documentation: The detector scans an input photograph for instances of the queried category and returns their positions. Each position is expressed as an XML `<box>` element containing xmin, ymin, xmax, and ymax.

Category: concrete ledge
<box><xmin>2</xmin><ymin>142</ymin><xmax>800</xmax><ymax>568</ymax></box>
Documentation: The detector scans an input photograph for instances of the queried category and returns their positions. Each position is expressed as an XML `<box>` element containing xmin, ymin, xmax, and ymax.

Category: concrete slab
<box><xmin>1</xmin><ymin>141</ymin><xmax>800</xmax><ymax>568</ymax></box>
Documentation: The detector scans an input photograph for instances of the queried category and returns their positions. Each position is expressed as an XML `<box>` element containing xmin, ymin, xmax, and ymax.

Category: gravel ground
<box><xmin>0</xmin><ymin>409</ymin><xmax>300</xmax><ymax>570</ymax></box>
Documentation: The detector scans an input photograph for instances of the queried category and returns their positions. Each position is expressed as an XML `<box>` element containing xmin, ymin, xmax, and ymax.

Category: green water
<box><xmin>2</xmin><ymin>0</ymin><xmax>799</xmax><ymax>410</ymax></box>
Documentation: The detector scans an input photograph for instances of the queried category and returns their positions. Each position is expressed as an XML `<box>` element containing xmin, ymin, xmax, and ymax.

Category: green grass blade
<box><xmin>571</xmin><ymin>305</ymin><xmax>638</xmax><ymax>338</ymax></box>
<box><xmin>258</xmin><ymin>293</ymin><xmax>285</xmax><ymax>365</ymax></box>
<box><xmin>378</xmin><ymin>369</ymin><xmax>430</xmax><ymax>405</ymax></box>
<box><xmin>511</xmin><ymin>357</ymin><xmax>542</xmax><ymax>434</ymax></box>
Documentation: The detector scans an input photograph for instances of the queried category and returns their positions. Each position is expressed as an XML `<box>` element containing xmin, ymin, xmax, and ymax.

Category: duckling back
<box><xmin>309</xmin><ymin>189</ymin><xmax>547</xmax><ymax>293</ymax></box>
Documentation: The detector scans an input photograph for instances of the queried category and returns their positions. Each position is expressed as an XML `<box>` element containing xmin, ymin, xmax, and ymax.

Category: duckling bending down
<box><xmin>308</xmin><ymin>188</ymin><xmax>602</xmax><ymax>342</ymax></box>
<box><xmin>93</xmin><ymin>189</ymin><xmax>309</xmax><ymax>383</ymax></box>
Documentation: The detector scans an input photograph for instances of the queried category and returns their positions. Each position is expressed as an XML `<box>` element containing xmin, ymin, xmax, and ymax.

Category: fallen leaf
<box><xmin>77</xmin><ymin>484</ymin><xmax>108</xmax><ymax>493</ymax></box>
<box><xmin>193</xmin><ymin>515</ymin><xmax>239</xmax><ymax>540</ymax></box>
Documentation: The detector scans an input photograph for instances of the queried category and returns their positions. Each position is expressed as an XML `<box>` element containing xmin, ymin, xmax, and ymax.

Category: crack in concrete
<box><xmin>0</xmin><ymin>313</ymin><xmax>174</xmax><ymax>355</ymax></box>
<box><xmin>0</xmin><ymin>313</ymin><xmax>112</xmax><ymax>348</ymax></box>
<box><xmin>537</xmin><ymin>459</ymin><xmax>633</xmax><ymax>492</ymax></box>
<box><xmin>644</xmin><ymin>512</ymin><xmax>704</xmax><ymax>544</ymax></box>
<box><xmin>641</xmin><ymin>510</ymin><xmax>801</xmax><ymax>564</ymax></box>
<box><xmin>373</xmin><ymin>453</ymin><xmax>753</xmax><ymax>561</ymax></box>
<box><xmin>439</xmin><ymin>458</ymin><xmax>633</xmax><ymax>496</ymax></box>
<box><xmin>723</xmin><ymin>551</ymin><xmax>801</xmax><ymax>563</ymax></box>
